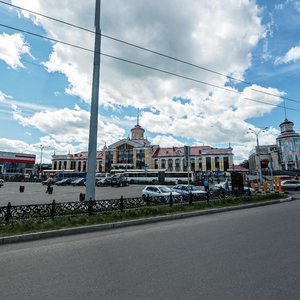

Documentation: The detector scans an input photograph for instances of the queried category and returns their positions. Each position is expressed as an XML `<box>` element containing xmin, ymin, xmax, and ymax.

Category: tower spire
<box><xmin>283</xmin><ymin>100</ymin><xmax>288</xmax><ymax>120</ymax></box>
<box><xmin>137</xmin><ymin>108</ymin><xmax>140</xmax><ymax>126</ymax></box>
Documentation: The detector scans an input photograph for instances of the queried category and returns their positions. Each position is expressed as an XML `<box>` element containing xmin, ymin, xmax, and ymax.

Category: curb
<box><xmin>0</xmin><ymin>196</ymin><xmax>293</xmax><ymax>245</ymax></box>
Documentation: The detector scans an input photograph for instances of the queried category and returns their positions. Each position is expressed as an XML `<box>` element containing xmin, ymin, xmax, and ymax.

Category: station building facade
<box><xmin>52</xmin><ymin>122</ymin><xmax>234</xmax><ymax>174</ymax></box>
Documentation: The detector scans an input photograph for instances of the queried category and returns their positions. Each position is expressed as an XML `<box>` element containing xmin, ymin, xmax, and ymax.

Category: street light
<box><xmin>247</xmin><ymin>128</ymin><xmax>263</xmax><ymax>185</ymax></box>
<box><xmin>34</xmin><ymin>144</ymin><xmax>55</xmax><ymax>178</ymax></box>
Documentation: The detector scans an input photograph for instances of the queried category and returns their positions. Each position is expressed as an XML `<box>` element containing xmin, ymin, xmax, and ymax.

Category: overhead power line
<box><xmin>0</xmin><ymin>22</ymin><xmax>300</xmax><ymax>114</ymax></box>
<box><xmin>1</xmin><ymin>0</ymin><xmax>300</xmax><ymax>105</ymax></box>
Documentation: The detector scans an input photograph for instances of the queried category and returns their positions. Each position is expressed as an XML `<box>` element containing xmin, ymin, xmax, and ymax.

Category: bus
<box><xmin>122</xmin><ymin>169</ymin><xmax>194</xmax><ymax>184</ymax></box>
<box><xmin>43</xmin><ymin>170</ymin><xmax>86</xmax><ymax>181</ymax></box>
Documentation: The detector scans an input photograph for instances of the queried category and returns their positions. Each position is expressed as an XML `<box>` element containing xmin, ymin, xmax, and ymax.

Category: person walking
<box><xmin>46</xmin><ymin>177</ymin><xmax>52</xmax><ymax>193</ymax></box>
<box><xmin>204</xmin><ymin>179</ymin><xmax>209</xmax><ymax>192</ymax></box>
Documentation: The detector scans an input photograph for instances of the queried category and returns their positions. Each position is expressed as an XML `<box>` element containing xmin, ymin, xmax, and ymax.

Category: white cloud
<box><xmin>275</xmin><ymin>46</ymin><xmax>300</xmax><ymax>64</ymax></box>
<box><xmin>0</xmin><ymin>33</ymin><xmax>32</xmax><ymax>69</ymax></box>
<box><xmin>0</xmin><ymin>91</ymin><xmax>10</xmax><ymax>102</ymax></box>
<box><xmin>12</xmin><ymin>106</ymin><xmax>125</xmax><ymax>149</ymax></box>
<box><xmin>8</xmin><ymin>0</ymin><xmax>286</xmax><ymax>162</ymax></box>
<box><xmin>151</xmin><ymin>135</ymin><xmax>184</xmax><ymax>148</ymax></box>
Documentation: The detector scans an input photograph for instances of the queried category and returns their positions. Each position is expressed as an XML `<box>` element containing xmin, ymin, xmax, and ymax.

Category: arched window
<box><xmin>175</xmin><ymin>159</ymin><xmax>180</xmax><ymax>171</ymax></box>
<box><xmin>191</xmin><ymin>158</ymin><xmax>195</xmax><ymax>171</ymax></box>
<box><xmin>168</xmin><ymin>159</ymin><xmax>173</xmax><ymax>171</ymax></box>
<box><xmin>161</xmin><ymin>159</ymin><xmax>166</xmax><ymax>169</ymax></box>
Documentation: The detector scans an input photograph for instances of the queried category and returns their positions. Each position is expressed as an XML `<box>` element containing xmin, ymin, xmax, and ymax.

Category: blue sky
<box><xmin>0</xmin><ymin>0</ymin><xmax>300</xmax><ymax>164</ymax></box>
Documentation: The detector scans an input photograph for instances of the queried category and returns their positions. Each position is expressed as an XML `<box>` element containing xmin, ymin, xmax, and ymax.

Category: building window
<box><xmin>198</xmin><ymin>157</ymin><xmax>202</xmax><ymax>170</ymax></box>
<box><xmin>175</xmin><ymin>159</ymin><xmax>180</xmax><ymax>171</ymax></box>
<box><xmin>58</xmin><ymin>161</ymin><xmax>62</xmax><ymax>170</ymax></box>
<box><xmin>136</xmin><ymin>149</ymin><xmax>145</xmax><ymax>169</ymax></box>
<box><xmin>215</xmin><ymin>156</ymin><xmax>220</xmax><ymax>170</ymax></box>
<box><xmin>78</xmin><ymin>161</ymin><xmax>81</xmax><ymax>171</ymax></box>
<box><xmin>191</xmin><ymin>158</ymin><xmax>195</xmax><ymax>171</ymax></box>
<box><xmin>154</xmin><ymin>159</ymin><xmax>159</xmax><ymax>169</ymax></box>
<box><xmin>71</xmin><ymin>161</ymin><xmax>76</xmax><ymax>170</ymax></box>
<box><xmin>168</xmin><ymin>159</ymin><xmax>173</xmax><ymax>171</ymax></box>
<box><xmin>206</xmin><ymin>157</ymin><xmax>211</xmax><ymax>170</ymax></box>
<box><xmin>105</xmin><ymin>150</ymin><xmax>113</xmax><ymax>171</ymax></box>
<box><xmin>82</xmin><ymin>161</ymin><xmax>86</xmax><ymax>172</ymax></box>
<box><xmin>161</xmin><ymin>159</ymin><xmax>166</xmax><ymax>169</ymax></box>
<box><xmin>183</xmin><ymin>159</ymin><xmax>187</xmax><ymax>171</ymax></box>
<box><xmin>117</xmin><ymin>144</ymin><xmax>133</xmax><ymax>164</ymax></box>
<box><xmin>223</xmin><ymin>157</ymin><xmax>229</xmax><ymax>171</ymax></box>
<box><xmin>53</xmin><ymin>161</ymin><xmax>57</xmax><ymax>170</ymax></box>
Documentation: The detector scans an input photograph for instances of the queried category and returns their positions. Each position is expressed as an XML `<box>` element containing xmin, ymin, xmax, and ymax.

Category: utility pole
<box><xmin>85</xmin><ymin>0</ymin><xmax>101</xmax><ymax>201</ymax></box>
<box><xmin>248</xmin><ymin>128</ymin><xmax>263</xmax><ymax>186</ymax></box>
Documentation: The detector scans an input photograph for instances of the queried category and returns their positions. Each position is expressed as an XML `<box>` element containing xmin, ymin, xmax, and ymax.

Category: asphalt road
<box><xmin>0</xmin><ymin>199</ymin><xmax>300</xmax><ymax>299</ymax></box>
<box><xmin>0</xmin><ymin>182</ymin><xmax>147</xmax><ymax>206</ymax></box>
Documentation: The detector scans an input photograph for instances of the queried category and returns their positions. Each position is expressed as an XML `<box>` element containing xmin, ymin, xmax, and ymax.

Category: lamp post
<box><xmin>34</xmin><ymin>145</ymin><xmax>54</xmax><ymax>178</ymax></box>
<box><xmin>248</xmin><ymin>128</ymin><xmax>263</xmax><ymax>185</ymax></box>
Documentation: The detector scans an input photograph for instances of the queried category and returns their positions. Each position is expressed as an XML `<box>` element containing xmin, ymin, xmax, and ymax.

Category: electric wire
<box><xmin>1</xmin><ymin>0</ymin><xmax>300</xmax><ymax>105</ymax></box>
<box><xmin>0</xmin><ymin>22</ymin><xmax>300</xmax><ymax>113</ymax></box>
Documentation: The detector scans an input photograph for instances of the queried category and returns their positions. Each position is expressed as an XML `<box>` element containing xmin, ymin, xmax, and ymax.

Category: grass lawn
<box><xmin>0</xmin><ymin>193</ymin><xmax>288</xmax><ymax>237</ymax></box>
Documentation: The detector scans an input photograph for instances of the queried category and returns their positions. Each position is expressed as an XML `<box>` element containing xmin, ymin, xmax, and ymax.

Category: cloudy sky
<box><xmin>0</xmin><ymin>0</ymin><xmax>300</xmax><ymax>164</ymax></box>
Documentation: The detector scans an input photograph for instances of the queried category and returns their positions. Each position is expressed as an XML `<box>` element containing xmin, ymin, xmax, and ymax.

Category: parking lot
<box><xmin>0</xmin><ymin>182</ymin><xmax>146</xmax><ymax>206</ymax></box>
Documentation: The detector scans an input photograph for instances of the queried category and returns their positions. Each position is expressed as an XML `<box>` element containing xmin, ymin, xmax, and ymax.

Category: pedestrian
<box><xmin>204</xmin><ymin>179</ymin><xmax>209</xmax><ymax>192</ymax></box>
<box><xmin>46</xmin><ymin>177</ymin><xmax>52</xmax><ymax>193</ymax></box>
<box><xmin>217</xmin><ymin>177</ymin><xmax>220</xmax><ymax>184</ymax></box>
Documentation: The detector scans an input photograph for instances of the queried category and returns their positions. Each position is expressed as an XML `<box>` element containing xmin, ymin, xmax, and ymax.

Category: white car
<box><xmin>214</xmin><ymin>182</ymin><xmax>255</xmax><ymax>193</ymax></box>
<box><xmin>171</xmin><ymin>184</ymin><xmax>206</xmax><ymax>195</ymax></box>
<box><xmin>281</xmin><ymin>180</ymin><xmax>300</xmax><ymax>190</ymax></box>
<box><xmin>142</xmin><ymin>185</ymin><xmax>180</xmax><ymax>198</ymax></box>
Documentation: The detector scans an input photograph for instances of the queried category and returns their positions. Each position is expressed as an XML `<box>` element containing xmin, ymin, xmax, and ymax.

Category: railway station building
<box><xmin>52</xmin><ymin>121</ymin><xmax>234</xmax><ymax>174</ymax></box>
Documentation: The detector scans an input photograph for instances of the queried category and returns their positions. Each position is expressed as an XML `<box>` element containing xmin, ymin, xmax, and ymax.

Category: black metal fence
<box><xmin>0</xmin><ymin>189</ymin><xmax>247</xmax><ymax>223</ymax></box>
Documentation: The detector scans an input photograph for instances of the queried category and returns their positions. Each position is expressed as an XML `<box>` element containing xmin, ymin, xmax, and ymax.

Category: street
<box><xmin>0</xmin><ymin>198</ymin><xmax>300</xmax><ymax>299</ymax></box>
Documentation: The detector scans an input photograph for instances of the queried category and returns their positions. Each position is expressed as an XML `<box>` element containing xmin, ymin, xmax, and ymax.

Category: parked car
<box><xmin>171</xmin><ymin>184</ymin><xmax>206</xmax><ymax>195</ymax></box>
<box><xmin>96</xmin><ymin>177</ymin><xmax>112</xmax><ymax>187</ymax></box>
<box><xmin>71</xmin><ymin>178</ymin><xmax>86</xmax><ymax>186</ymax></box>
<box><xmin>0</xmin><ymin>179</ymin><xmax>4</xmax><ymax>187</ymax></box>
<box><xmin>281</xmin><ymin>180</ymin><xmax>300</xmax><ymax>190</ymax></box>
<box><xmin>213</xmin><ymin>182</ymin><xmax>255</xmax><ymax>193</ymax></box>
<box><xmin>142</xmin><ymin>185</ymin><xmax>180</xmax><ymax>198</ymax></box>
<box><xmin>111</xmin><ymin>174</ymin><xmax>128</xmax><ymax>187</ymax></box>
<box><xmin>55</xmin><ymin>178</ymin><xmax>73</xmax><ymax>186</ymax></box>
<box><xmin>41</xmin><ymin>178</ymin><xmax>58</xmax><ymax>185</ymax></box>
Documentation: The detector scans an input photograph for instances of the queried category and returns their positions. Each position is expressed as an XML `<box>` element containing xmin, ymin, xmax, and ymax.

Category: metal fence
<box><xmin>0</xmin><ymin>189</ymin><xmax>247</xmax><ymax>223</ymax></box>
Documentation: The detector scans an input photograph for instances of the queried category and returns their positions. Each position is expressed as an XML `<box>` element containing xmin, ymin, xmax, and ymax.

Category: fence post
<box><xmin>120</xmin><ymin>195</ymin><xmax>124</xmax><ymax>212</ymax></box>
<box><xmin>6</xmin><ymin>201</ymin><xmax>11</xmax><ymax>223</ymax></box>
<box><xmin>88</xmin><ymin>198</ymin><xmax>93</xmax><ymax>216</ymax></box>
<box><xmin>169</xmin><ymin>193</ymin><xmax>173</xmax><ymax>207</ymax></box>
<box><xmin>50</xmin><ymin>199</ymin><xmax>56</xmax><ymax>220</ymax></box>
<box><xmin>146</xmin><ymin>194</ymin><xmax>150</xmax><ymax>206</ymax></box>
<box><xmin>189</xmin><ymin>191</ymin><xmax>193</xmax><ymax>205</ymax></box>
<box><xmin>206</xmin><ymin>191</ymin><xmax>210</xmax><ymax>203</ymax></box>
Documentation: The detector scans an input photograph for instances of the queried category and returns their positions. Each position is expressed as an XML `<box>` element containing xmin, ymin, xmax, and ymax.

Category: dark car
<box><xmin>111</xmin><ymin>174</ymin><xmax>128</xmax><ymax>187</ymax></box>
<box><xmin>96</xmin><ymin>177</ymin><xmax>112</xmax><ymax>187</ymax></box>
<box><xmin>55</xmin><ymin>178</ymin><xmax>73</xmax><ymax>186</ymax></box>
<box><xmin>71</xmin><ymin>178</ymin><xmax>86</xmax><ymax>186</ymax></box>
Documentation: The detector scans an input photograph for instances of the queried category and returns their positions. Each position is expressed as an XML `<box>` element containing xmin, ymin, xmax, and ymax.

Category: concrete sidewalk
<box><xmin>0</xmin><ymin>196</ymin><xmax>294</xmax><ymax>245</ymax></box>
